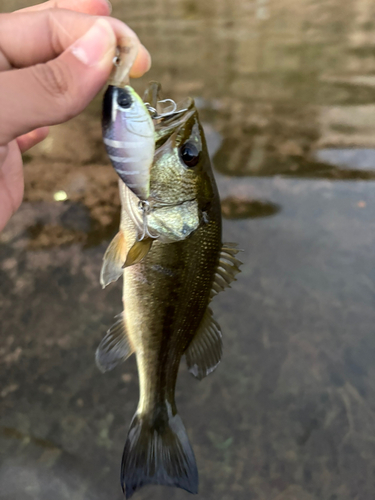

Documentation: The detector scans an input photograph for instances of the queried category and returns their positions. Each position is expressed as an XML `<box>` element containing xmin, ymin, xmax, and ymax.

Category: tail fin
<box><xmin>121</xmin><ymin>408</ymin><xmax>198</xmax><ymax>498</ymax></box>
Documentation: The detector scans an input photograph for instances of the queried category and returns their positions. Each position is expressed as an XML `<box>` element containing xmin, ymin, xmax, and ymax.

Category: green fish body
<box><xmin>98</xmin><ymin>84</ymin><xmax>241</xmax><ymax>498</ymax></box>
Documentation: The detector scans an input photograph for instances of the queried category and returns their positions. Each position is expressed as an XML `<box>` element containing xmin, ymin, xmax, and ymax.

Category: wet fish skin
<box><xmin>144</xmin><ymin>109</ymin><xmax>212</xmax><ymax>242</ymax></box>
<box><xmin>120</xmin><ymin>109</ymin><xmax>222</xmax><ymax>497</ymax></box>
<box><xmin>98</xmin><ymin>85</ymin><xmax>242</xmax><ymax>498</ymax></box>
<box><xmin>102</xmin><ymin>84</ymin><xmax>154</xmax><ymax>201</ymax></box>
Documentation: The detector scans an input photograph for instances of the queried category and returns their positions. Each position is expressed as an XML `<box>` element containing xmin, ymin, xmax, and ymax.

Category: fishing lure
<box><xmin>102</xmin><ymin>38</ymin><xmax>154</xmax><ymax>202</ymax></box>
<box><xmin>101</xmin><ymin>45</ymin><xmax>199</xmax><ymax>276</ymax></box>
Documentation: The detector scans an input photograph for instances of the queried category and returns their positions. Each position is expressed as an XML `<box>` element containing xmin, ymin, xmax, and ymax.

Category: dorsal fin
<box><xmin>185</xmin><ymin>307</ymin><xmax>222</xmax><ymax>380</ymax></box>
<box><xmin>96</xmin><ymin>313</ymin><xmax>134</xmax><ymax>373</ymax></box>
<box><xmin>210</xmin><ymin>242</ymin><xmax>242</xmax><ymax>299</ymax></box>
<box><xmin>100</xmin><ymin>231</ymin><xmax>127</xmax><ymax>289</ymax></box>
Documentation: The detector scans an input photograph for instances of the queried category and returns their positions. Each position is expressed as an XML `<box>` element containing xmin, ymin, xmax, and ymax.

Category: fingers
<box><xmin>129</xmin><ymin>46</ymin><xmax>151</xmax><ymax>78</ymax></box>
<box><xmin>17</xmin><ymin>0</ymin><xmax>112</xmax><ymax>16</ymax></box>
<box><xmin>0</xmin><ymin>9</ymin><xmax>145</xmax><ymax>69</ymax></box>
<box><xmin>8</xmin><ymin>2</ymin><xmax>151</xmax><ymax>75</ymax></box>
<box><xmin>0</xmin><ymin>18</ymin><xmax>117</xmax><ymax>145</ymax></box>
<box><xmin>16</xmin><ymin>127</ymin><xmax>50</xmax><ymax>153</ymax></box>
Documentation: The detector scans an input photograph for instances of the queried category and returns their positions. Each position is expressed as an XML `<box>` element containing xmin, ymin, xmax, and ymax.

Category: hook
<box><xmin>137</xmin><ymin>200</ymin><xmax>158</xmax><ymax>241</ymax></box>
<box><xmin>145</xmin><ymin>99</ymin><xmax>188</xmax><ymax>119</ymax></box>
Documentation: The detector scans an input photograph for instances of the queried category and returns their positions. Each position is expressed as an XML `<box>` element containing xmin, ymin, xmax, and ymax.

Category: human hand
<box><xmin>0</xmin><ymin>0</ymin><xmax>151</xmax><ymax>232</ymax></box>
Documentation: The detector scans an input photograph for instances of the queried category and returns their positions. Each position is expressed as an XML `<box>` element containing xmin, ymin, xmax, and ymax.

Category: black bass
<box><xmin>98</xmin><ymin>83</ymin><xmax>241</xmax><ymax>498</ymax></box>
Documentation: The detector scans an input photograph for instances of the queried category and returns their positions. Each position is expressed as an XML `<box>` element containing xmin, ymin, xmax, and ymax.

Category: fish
<box><xmin>97</xmin><ymin>82</ymin><xmax>242</xmax><ymax>498</ymax></box>
<box><xmin>102</xmin><ymin>38</ymin><xmax>155</xmax><ymax>201</ymax></box>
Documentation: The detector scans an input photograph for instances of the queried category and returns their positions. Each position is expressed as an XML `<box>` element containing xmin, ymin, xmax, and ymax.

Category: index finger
<box><xmin>0</xmin><ymin>9</ymin><xmax>150</xmax><ymax>76</ymax></box>
<box><xmin>17</xmin><ymin>0</ymin><xmax>111</xmax><ymax>15</ymax></box>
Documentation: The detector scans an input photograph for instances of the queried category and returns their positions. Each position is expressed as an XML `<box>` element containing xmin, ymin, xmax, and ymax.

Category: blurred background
<box><xmin>1</xmin><ymin>0</ymin><xmax>375</xmax><ymax>499</ymax></box>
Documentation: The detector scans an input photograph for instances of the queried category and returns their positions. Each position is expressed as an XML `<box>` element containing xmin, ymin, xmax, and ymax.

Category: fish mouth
<box><xmin>143</xmin><ymin>81</ymin><xmax>196</xmax><ymax>145</ymax></box>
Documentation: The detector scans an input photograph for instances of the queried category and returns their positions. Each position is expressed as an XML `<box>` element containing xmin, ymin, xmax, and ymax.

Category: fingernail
<box><xmin>71</xmin><ymin>19</ymin><xmax>116</xmax><ymax>67</ymax></box>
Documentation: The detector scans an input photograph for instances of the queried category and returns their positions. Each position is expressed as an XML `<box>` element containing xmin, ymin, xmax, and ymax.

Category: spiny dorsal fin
<box><xmin>185</xmin><ymin>307</ymin><xmax>222</xmax><ymax>380</ymax></box>
<box><xmin>96</xmin><ymin>313</ymin><xmax>134</xmax><ymax>373</ymax></box>
<box><xmin>100</xmin><ymin>231</ymin><xmax>127</xmax><ymax>289</ymax></box>
<box><xmin>210</xmin><ymin>242</ymin><xmax>243</xmax><ymax>299</ymax></box>
<box><xmin>124</xmin><ymin>237</ymin><xmax>153</xmax><ymax>268</ymax></box>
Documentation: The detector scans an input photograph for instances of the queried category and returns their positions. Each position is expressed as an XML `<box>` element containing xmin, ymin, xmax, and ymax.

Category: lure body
<box><xmin>102</xmin><ymin>84</ymin><xmax>154</xmax><ymax>201</ymax></box>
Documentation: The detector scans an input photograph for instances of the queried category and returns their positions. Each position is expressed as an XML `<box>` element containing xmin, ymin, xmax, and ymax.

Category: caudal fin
<box><xmin>121</xmin><ymin>409</ymin><xmax>198</xmax><ymax>498</ymax></box>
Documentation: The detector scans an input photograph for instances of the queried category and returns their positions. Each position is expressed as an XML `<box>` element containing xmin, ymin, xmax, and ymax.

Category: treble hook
<box><xmin>158</xmin><ymin>99</ymin><xmax>177</xmax><ymax>115</ymax></box>
<box><xmin>144</xmin><ymin>99</ymin><xmax>188</xmax><ymax>119</ymax></box>
<box><xmin>137</xmin><ymin>200</ymin><xmax>158</xmax><ymax>241</ymax></box>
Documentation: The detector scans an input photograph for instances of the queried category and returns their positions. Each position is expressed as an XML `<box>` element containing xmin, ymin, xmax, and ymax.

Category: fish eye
<box><xmin>117</xmin><ymin>88</ymin><xmax>132</xmax><ymax>109</ymax></box>
<box><xmin>179</xmin><ymin>142</ymin><xmax>200</xmax><ymax>168</ymax></box>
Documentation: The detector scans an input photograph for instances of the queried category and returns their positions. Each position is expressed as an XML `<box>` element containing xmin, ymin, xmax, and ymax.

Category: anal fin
<box><xmin>100</xmin><ymin>231</ymin><xmax>127</xmax><ymax>288</ymax></box>
<box><xmin>185</xmin><ymin>307</ymin><xmax>222</xmax><ymax>381</ymax></box>
<box><xmin>96</xmin><ymin>313</ymin><xmax>134</xmax><ymax>373</ymax></box>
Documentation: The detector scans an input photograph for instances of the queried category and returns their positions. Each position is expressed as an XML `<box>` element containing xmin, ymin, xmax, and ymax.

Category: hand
<box><xmin>0</xmin><ymin>0</ymin><xmax>151</xmax><ymax>232</ymax></box>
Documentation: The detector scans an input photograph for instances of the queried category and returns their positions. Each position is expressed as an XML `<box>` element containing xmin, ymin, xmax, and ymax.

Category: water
<box><xmin>1</xmin><ymin>0</ymin><xmax>375</xmax><ymax>499</ymax></box>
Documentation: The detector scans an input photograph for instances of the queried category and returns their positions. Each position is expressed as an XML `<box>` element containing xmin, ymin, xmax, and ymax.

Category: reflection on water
<box><xmin>221</xmin><ymin>197</ymin><xmax>280</xmax><ymax>219</ymax></box>
<box><xmin>2</xmin><ymin>0</ymin><xmax>375</xmax><ymax>499</ymax></box>
<box><xmin>315</xmin><ymin>148</ymin><xmax>375</xmax><ymax>169</ymax></box>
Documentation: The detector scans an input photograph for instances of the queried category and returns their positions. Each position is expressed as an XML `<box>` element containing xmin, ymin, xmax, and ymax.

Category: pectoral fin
<box><xmin>210</xmin><ymin>242</ymin><xmax>242</xmax><ymax>299</ymax></box>
<box><xmin>124</xmin><ymin>237</ymin><xmax>153</xmax><ymax>268</ymax></box>
<box><xmin>100</xmin><ymin>231</ymin><xmax>127</xmax><ymax>288</ymax></box>
<box><xmin>96</xmin><ymin>313</ymin><xmax>134</xmax><ymax>373</ymax></box>
<box><xmin>185</xmin><ymin>307</ymin><xmax>222</xmax><ymax>381</ymax></box>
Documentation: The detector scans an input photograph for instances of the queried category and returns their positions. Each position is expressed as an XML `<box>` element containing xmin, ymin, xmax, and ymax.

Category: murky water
<box><xmin>2</xmin><ymin>0</ymin><xmax>375</xmax><ymax>499</ymax></box>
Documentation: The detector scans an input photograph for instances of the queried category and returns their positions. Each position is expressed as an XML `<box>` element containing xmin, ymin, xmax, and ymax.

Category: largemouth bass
<box><xmin>98</xmin><ymin>83</ymin><xmax>242</xmax><ymax>498</ymax></box>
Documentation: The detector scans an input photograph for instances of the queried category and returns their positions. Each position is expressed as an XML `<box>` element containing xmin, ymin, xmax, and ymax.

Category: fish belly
<box><xmin>123</xmin><ymin>220</ymin><xmax>221</xmax><ymax>412</ymax></box>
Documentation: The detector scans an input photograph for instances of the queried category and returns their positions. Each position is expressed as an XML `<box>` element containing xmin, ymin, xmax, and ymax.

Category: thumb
<box><xmin>0</xmin><ymin>18</ymin><xmax>116</xmax><ymax>145</ymax></box>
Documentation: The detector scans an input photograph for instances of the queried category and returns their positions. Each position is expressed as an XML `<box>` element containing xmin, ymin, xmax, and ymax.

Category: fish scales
<box><xmin>123</xmin><ymin>201</ymin><xmax>221</xmax><ymax>413</ymax></box>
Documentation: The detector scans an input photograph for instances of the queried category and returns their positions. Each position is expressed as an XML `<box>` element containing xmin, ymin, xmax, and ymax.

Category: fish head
<box><xmin>146</xmin><ymin>97</ymin><xmax>216</xmax><ymax>242</ymax></box>
<box><xmin>151</xmin><ymin>107</ymin><xmax>214</xmax><ymax>205</ymax></box>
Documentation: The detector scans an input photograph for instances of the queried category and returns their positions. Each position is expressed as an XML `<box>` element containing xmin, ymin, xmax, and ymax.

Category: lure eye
<box><xmin>117</xmin><ymin>88</ymin><xmax>132</xmax><ymax>109</ymax></box>
<box><xmin>180</xmin><ymin>143</ymin><xmax>200</xmax><ymax>168</ymax></box>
